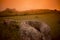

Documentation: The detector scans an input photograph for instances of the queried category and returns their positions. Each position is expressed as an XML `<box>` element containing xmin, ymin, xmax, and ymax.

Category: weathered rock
<box><xmin>20</xmin><ymin>20</ymin><xmax>51</xmax><ymax>40</ymax></box>
<box><xmin>20</xmin><ymin>21</ymin><xmax>41</xmax><ymax>40</ymax></box>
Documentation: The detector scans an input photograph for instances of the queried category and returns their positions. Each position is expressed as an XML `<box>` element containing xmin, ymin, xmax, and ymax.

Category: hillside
<box><xmin>0</xmin><ymin>8</ymin><xmax>60</xmax><ymax>17</ymax></box>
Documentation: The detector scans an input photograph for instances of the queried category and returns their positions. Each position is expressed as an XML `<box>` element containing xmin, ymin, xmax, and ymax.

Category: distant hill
<box><xmin>0</xmin><ymin>8</ymin><xmax>60</xmax><ymax>17</ymax></box>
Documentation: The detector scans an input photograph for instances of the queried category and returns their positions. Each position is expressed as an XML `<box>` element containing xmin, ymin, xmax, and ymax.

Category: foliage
<box><xmin>0</xmin><ymin>21</ymin><xmax>20</xmax><ymax>40</ymax></box>
<box><xmin>0</xmin><ymin>8</ymin><xmax>60</xmax><ymax>17</ymax></box>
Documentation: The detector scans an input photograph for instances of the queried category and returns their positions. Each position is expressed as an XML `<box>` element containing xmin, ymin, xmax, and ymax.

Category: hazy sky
<box><xmin>0</xmin><ymin>0</ymin><xmax>60</xmax><ymax>11</ymax></box>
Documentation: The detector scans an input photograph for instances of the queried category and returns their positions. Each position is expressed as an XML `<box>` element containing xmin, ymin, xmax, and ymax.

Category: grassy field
<box><xmin>0</xmin><ymin>13</ymin><xmax>60</xmax><ymax>39</ymax></box>
<box><xmin>0</xmin><ymin>9</ymin><xmax>60</xmax><ymax>40</ymax></box>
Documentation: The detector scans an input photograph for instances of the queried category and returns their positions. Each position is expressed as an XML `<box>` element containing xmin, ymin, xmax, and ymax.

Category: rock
<box><xmin>20</xmin><ymin>20</ymin><xmax>51</xmax><ymax>40</ymax></box>
<box><xmin>20</xmin><ymin>21</ymin><xmax>41</xmax><ymax>40</ymax></box>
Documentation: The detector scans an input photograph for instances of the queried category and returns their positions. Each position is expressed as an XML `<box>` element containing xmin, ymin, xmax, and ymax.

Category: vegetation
<box><xmin>0</xmin><ymin>8</ymin><xmax>60</xmax><ymax>17</ymax></box>
<box><xmin>0</xmin><ymin>8</ymin><xmax>60</xmax><ymax>40</ymax></box>
<box><xmin>0</xmin><ymin>21</ymin><xmax>20</xmax><ymax>40</ymax></box>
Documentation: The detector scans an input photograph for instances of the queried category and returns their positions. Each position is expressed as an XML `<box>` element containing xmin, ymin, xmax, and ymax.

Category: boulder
<box><xmin>20</xmin><ymin>20</ymin><xmax>51</xmax><ymax>40</ymax></box>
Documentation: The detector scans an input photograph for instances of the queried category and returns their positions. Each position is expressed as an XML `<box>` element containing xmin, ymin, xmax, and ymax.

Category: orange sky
<box><xmin>0</xmin><ymin>0</ymin><xmax>60</xmax><ymax>11</ymax></box>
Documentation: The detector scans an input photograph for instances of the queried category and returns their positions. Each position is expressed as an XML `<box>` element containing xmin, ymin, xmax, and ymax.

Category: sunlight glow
<box><xmin>0</xmin><ymin>0</ymin><xmax>60</xmax><ymax>11</ymax></box>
